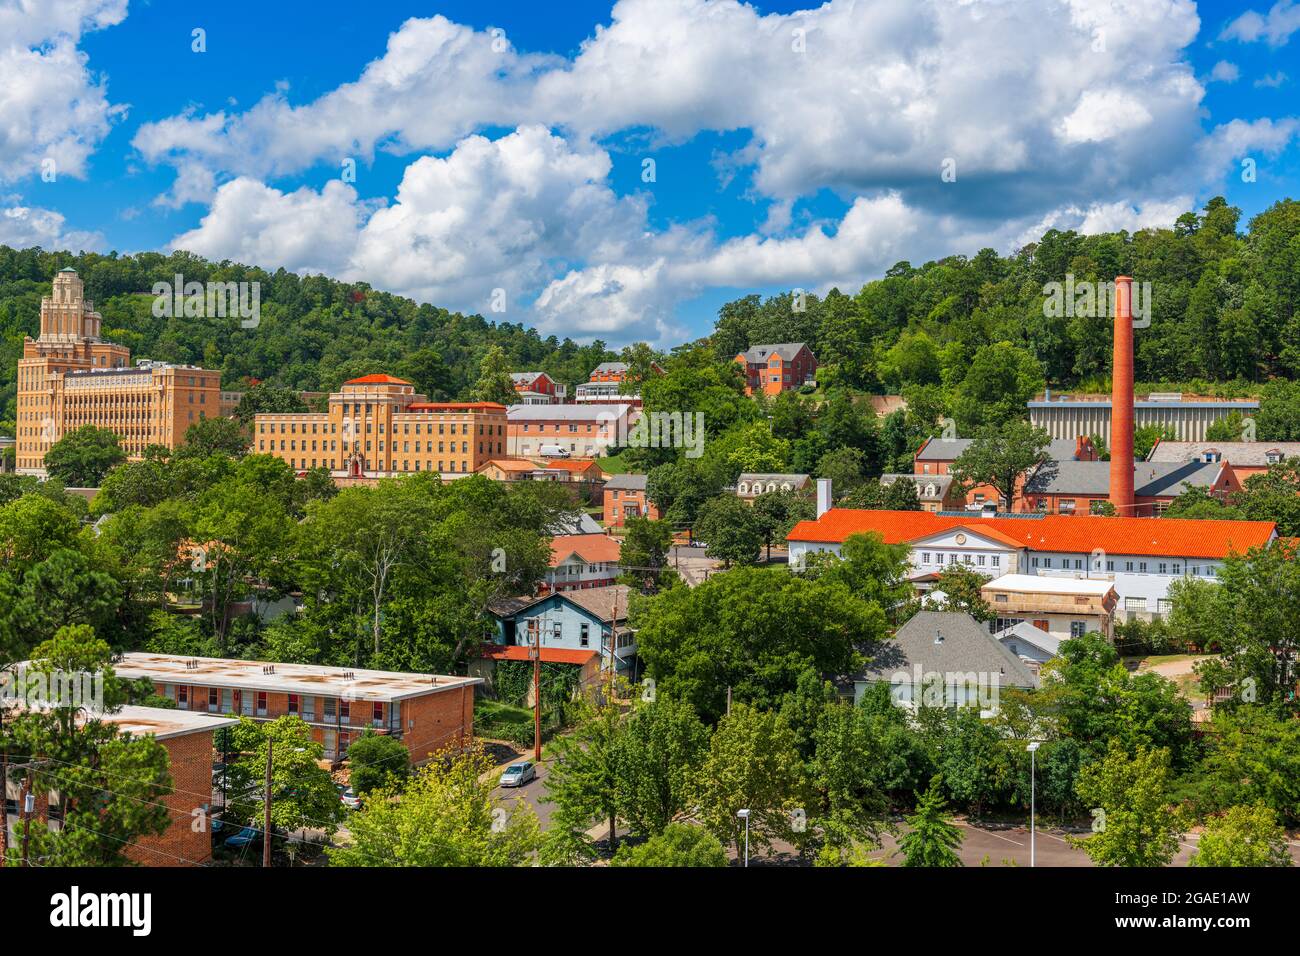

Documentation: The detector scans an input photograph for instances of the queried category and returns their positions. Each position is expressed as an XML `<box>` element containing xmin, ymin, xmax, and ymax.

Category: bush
<box><xmin>611</xmin><ymin>824</ymin><xmax>728</xmax><ymax>867</ymax></box>
<box><xmin>347</xmin><ymin>730</ymin><xmax>411</xmax><ymax>794</ymax></box>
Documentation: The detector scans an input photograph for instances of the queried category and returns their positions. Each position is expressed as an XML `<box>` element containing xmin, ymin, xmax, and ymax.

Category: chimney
<box><xmin>816</xmin><ymin>478</ymin><xmax>832</xmax><ymax>518</ymax></box>
<box><xmin>1109</xmin><ymin>276</ymin><xmax>1135</xmax><ymax>515</ymax></box>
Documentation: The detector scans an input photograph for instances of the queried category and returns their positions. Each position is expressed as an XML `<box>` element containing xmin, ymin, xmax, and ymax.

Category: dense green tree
<box><xmin>694</xmin><ymin>704</ymin><xmax>808</xmax><ymax>859</ymax></box>
<box><xmin>692</xmin><ymin>493</ymin><xmax>764</xmax><ymax>566</ymax></box>
<box><xmin>328</xmin><ymin>746</ymin><xmax>539</xmax><ymax>866</ymax></box>
<box><xmin>1072</xmin><ymin>741</ymin><xmax>1182</xmax><ymax>867</ymax></box>
<box><xmin>1189</xmin><ymin>804</ymin><xmax>1292</xmax><ymax>867</ymax></box>
<box><xmin>175</xmin><ymin>416</ymin><xmax>249</xmax><ymax>459</ymax></box>
<box><xmin>949</xmin><ymin>420</ymin><xmax>1051</xmax><ymax>511</ymax></box>
<box><xmin>43</xmin><ymin>425</ymin><xmax>126</xmax><ymax>486</ymax></box>
<box><xmin>633</xmin><ymin>565</ymin><xmax>882</xmax><ymax>721</ymax></box>
<box><xmin>610</xmin><ymin>823</ymin><xmax>728</xmax><ymax>867</ymax></box>
<box><xmin>613</xmin><ymin>695</ymin><xmax>711</xmax><ymax>836</ymax></box>
<box><xmin>470</xmin><ymin>345</ymin><xmax>518</xmax><ymax>405</ymax></box>
<box><xmin>347</xmin><ymin>730</ymin><xmax>411</xmax><ymax>795</ymax></box>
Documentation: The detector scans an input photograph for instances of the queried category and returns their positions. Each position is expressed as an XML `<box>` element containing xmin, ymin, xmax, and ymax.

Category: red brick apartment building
<box><xmin>603</xmin><ymin>473</ymin><xmax>659</xmax><ymax>527</ymax></box>
<box><xmin>3</xmin><ymin>703</ymin><xmax>235</xmax><ymax>867</ymax></box>
<box><xmin>113</xmin><ymin>654</ymin><xmax>480</xmax><ymax>764</ymax></box>
<box><xmin>734</xmin><ymin>343</ymin><xmax>817</xmax><ymax>396</ymax></box>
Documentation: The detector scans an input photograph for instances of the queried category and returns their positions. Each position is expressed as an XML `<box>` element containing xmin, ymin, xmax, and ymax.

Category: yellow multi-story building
<box><xmin>15</xmin><ymin>269</ymin><xmax>223</xmax><ymax>476</ymax></box>
<box><xmin>253</xmin><ymin>374</ymin><xmax>507</xmax><ymax>478</ymax></box>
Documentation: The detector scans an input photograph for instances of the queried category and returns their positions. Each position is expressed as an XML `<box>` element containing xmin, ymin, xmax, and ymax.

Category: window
<box><xmin>1157</xmin><ymin>598</ymin><xmax>1173</xmax><ymax>614</ymax></box>
<box><xmin>208</xmin><ymin>688</ymin><xmax>219</xmax><ymax>712</ymax></box>
<box><xmin>1070</xmin><ymin>621</ymin><xmax>1087</xmax><ymax>638</ymax></box>
<box><xmin>177</xmin><ymin>686</ymin><xmax>189</xmax><ymax>709</ymax></box>
<box><xmin>256</xmin><ymin>692</ymin><xmax>268</xmax><ymax>716</ymax></box>
<box><xmin>921</xmin><ymin>552</ymin><xmax>930</xmax><ymax>564</ymax></box>
<box><xmin>1124</xmin><ymin>596</ymin><xmax>1147</xmax><ymax>611</ymax></box>
<box><xmin>1158</xmin><ymin>562</ymin><xmax>1168</xmax><ymax>575</ymax></box>
<box><xmin>288</xmin><ymin>693</ymin><xmax>299</xmax><ymax>715</ymax></box>
<box><xmin>580</xmin><ymin>624</ymin><xmax>590</xmax><ymax>647</ymax></box>
<box><xmin>991</xmin><ymin>556</ymin><xmax>1000</xmax><ymax>568</ymax></box>
<box><xmin>373</xmin><ymin>702</ymin><xmax>384</xmax><ymax>726</ymax></box>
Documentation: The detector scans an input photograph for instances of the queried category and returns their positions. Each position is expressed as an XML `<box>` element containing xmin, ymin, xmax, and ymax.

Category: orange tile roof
<box><xmin>479</xmin><ymin>645</ymin><xmax>599</xmax><ymax>666</ymax></box>
<box><xmin>543</xmin><ymin>459</ymin><xmax>601</xmax><ymax>473</ymax></box>
<box><xmin>479</xmin><ymin>458</ymin><xmax>539</xmax><ymax>472</ymax></box>
<box><xmin>344</xmin><ymin>374</ymin><xmax>412</xmax><ymax>385</ymax></box>
<box><xmin>549</xmin><ymin>533</ymin><xmax>622</xmax><ymax>567</ymax></box>
<box><xmin>787</xmin><ymin>509</ymin><xmax>1276</xmax><ymax>560</ymax></box>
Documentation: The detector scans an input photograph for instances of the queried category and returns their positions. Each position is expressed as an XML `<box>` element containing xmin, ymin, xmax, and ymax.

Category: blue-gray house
<box><xmin>487</xmin><ymin>584</ymin><xmax>637</xmax><ymax>675</ymax></box>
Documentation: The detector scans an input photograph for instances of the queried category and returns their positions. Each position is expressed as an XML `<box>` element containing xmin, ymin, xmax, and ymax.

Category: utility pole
<box><xmin>262</xmin><ymin>739</ymin><xmax>273</xmax><ymax>868</ymax></box>
<box><xmin>726</xmin><ymin>686</ymin><xmax>732</xmax><ymax>716</ymax></box>
<box><xmin>19</xmin><ymin>777</ymin><xmax>31</xmax><ymax>868</ymax></box>
<box><xmin>532</xmin><ymin>617</ymin><xmax>542</xmax><ymax>763</ymax></box>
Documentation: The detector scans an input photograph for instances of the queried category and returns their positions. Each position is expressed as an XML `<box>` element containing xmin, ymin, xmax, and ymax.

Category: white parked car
<box><xmin>499</xmin><ymin>761</ymin><xmax>536</xmax><ymax>788</ymax></box>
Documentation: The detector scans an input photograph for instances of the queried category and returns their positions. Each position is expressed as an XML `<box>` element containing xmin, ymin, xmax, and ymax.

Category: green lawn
<box><xmin>596</xmin><ymin>452</ymin><xmax>629</xmax><ymax>475</ymax></box>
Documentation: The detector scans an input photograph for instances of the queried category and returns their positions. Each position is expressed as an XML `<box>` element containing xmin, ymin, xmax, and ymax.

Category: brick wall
<box><xmin>128</xmin><ymin>729</ymin><xmax>217</xmax><ymax>867</ymax></box>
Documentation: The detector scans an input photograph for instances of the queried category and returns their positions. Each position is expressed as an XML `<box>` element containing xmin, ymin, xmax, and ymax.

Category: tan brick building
<box><xmin>253</xmin><ymin>374</ymin><xmax>507</xmax><ymax>479</ymax></box>
<box><xmin>15</xmin><ymin>269</ymin><xmax>222</xmax><ymax>475</ymax></box>
<box><xmin>113</xmin><ymin>653</ymin><xmax>481</xmax><ymax>764</ymax></box>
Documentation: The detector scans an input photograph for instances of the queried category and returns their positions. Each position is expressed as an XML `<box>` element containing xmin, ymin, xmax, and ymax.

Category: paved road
<box><xmin>492</xmin><ymin>759</ymin><xmax>558</xmax><ymax>831</ymax></box>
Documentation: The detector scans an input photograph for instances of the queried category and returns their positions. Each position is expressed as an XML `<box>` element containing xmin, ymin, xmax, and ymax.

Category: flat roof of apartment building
<box><xmin>114</xmin><ymin>653</ymin><xmax>481</xmax><ymax>702</ymax></box>
<box><xmin>2</xmin><ymin>700</ymin><xmax>237</xmax><ymax>740</ymax></box>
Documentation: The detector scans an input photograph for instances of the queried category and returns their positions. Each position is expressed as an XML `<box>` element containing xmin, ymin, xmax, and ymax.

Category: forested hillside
<box><xmin>3</xmin><ymin>196</ymin><xmax>1299</xmax><ymax>437</ymax></box>
<box><xmin>710</xmin><ymin>197</ymin><xmax>1300</xmax><ymax>397</ymax></box>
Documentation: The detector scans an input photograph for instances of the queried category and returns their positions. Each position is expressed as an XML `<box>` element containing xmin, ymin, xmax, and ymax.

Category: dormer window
<box><xmin>1266</xmin><ymin>450</ymin><xmax>1282</xmax><ymax>465</ymax></box>
<box><xmin>737</xmin><ymin>482</ymin><xmax>749</xmax><ymax>495</ymax></box>
<box><xmin>1202</xmin><ymin>450</ymin><xmax>1221</xmax><ymax>463</ymax></box>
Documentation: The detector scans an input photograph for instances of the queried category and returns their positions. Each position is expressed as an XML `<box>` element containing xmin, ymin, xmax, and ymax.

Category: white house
<box><xmin>787</xmin><ymin>505</ymin><xmax>1277</xmax><ymax>621</ymax></box>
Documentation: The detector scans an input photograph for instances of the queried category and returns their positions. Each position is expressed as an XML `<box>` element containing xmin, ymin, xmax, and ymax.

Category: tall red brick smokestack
<box><xmin>1109</xmin><ymin>276</ymin><xmax>1135</xmax><ymax>514</ymax></box>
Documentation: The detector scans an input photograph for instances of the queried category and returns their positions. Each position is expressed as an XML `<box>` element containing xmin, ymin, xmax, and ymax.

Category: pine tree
<box><xmin>897</xmin><ymin>778</ymin><xmax>964</xmax><ymax>867</ymax></box>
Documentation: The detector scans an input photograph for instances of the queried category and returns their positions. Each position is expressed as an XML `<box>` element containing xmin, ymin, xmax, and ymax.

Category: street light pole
<box><xmin>1027</xmin><ymin>741</ymin><xmax>1040</xmax><ymax>868</ymax></box>
<box><xmin>737</xmin><ymin>809</ymin><xmax>750</xmax><ymax>867</ymax></box>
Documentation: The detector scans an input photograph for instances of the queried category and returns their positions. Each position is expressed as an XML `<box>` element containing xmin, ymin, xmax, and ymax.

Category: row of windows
<box><xmin>919</xmin><ymin>552</ymin><xmax>1002</xmax><ymax>569</ymax></box>
<box><xmin>260</xmin><ymin>419</ymin><xmax>501</xmax><ymax>436</ymax></box>
<box><xmin>262</xmin><ymin>438</ymin><xmax>497</xmax><ymax>455</ymax></box>
<box><xmin>164</xmin><ymin>685</ymin><xmax>392</xmax><ymax>725</ymax></box>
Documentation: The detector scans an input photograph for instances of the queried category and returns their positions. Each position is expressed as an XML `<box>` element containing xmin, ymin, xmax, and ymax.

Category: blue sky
<box><xmin>3</xmin><ymin>0</ymin><xmax>1298</xmax><ymax>345</ymax></box>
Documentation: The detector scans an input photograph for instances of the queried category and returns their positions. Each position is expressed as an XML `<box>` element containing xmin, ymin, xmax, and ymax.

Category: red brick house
<box><xmin>603</xmin><ymin>473</ymin><xmax>659</xmax><ymax>526</ymax></box>
<box><xmin>734</xmin><ymin>343</ymin><xmax>817</xmax><ymax>396</ymax></box>
<box><xmin>511</xmin><ymin>371</ymin><xmax>567</xmax><ymax>404</ymax></box>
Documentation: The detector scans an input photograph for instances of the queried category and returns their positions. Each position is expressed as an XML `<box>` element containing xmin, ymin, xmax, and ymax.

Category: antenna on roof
<box><xmin>262</xmin><ymin>664</ymin><xmax>275</xmax><ymax>675</ymax></box>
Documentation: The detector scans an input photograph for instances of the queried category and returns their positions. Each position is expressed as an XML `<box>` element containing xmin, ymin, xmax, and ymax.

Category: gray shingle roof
<box><xmin>916</xmin><ymin>437</ymin><xmax>1082</xmax><ymax>462</ymax></box>
<box><xmin>857</xmin><ymin>610</ymin><xmax>1039</xmax><ymax>689</ymax></box>
<box><xmin>592</xmin><ymin>362</ymin><xmax>629</xmax><ymax>374</ymax></box>
<box><xmin>1148</xmin><ymin>441</ymin><xmax>1300</xmax><ymax>465</ymax></box>
<box><xmin>738</xmin><ymin>343</ymin><xmax>809</xmax><ymax>363</ymax></box>
<box><xmin>1023</xmin><ymin>460</ymin><xmax>1223</xmax><ymax>497</ymax></box>
<box><xmin>604</xmin><ymin>473</ymin><xmax>648</xmax><ymax>491</ymax></box>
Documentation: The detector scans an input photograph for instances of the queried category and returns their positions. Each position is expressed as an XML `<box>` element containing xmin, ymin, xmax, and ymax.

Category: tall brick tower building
<box><xmin>15</xmin><ymin>269</ymin><xmax>223</xmax><ymax>476</ymax></box>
